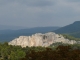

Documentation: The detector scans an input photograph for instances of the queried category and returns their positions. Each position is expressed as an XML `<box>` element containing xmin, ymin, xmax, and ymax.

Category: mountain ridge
<box><xmin>54</xmin><ymin>21</ymin><xmax>80</xmax><ymax>33</ymax></box>
<box><xmin>0</xmin><ymin>26</ymin><xmax>60</xmax><ymax>42</ymax></box>
<box><xmin>0</xmin><ymin>25</ymin><xmax>26</xmax><ymax>30</ymax></box>
<box><xmin>54</xmin><ymin>21</ymin><xmax>80</xmax><ymax>38</ymax></box>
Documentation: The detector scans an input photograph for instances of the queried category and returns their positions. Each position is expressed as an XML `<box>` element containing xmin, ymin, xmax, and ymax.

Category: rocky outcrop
<box><xmin>8</xmin><ymin>32</ymin><xmax>76</xmax><ymax>47</ymax></box>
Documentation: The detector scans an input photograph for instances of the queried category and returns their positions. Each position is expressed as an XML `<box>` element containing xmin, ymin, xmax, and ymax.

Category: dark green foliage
<box><xmin>49</xmin><ymin>42</ymin><xmax>70</xmax><ymax>50</ymax></box>
<box><xmin>71</xmin><ymin>44</ymin><xmax>80</xmax><ymax>49</ymax></box>
<box><xmin>1</xmin><ymin>42</ymin><xmax>80</xmax><ymax>60</ymax></box>
<box><xmin>62</xmin><ymin>34</ymin><xmax>80</xmax><ymax>41</ymax></box>
<box><xmin>0</xmin><ymin>42</ymin><xmax>25</xmax><ymax>60</ymax></box>
<box><xmin>21</xmin><ymin>45</ymin><xmax>80</xmax><ymax>60</ymax></box>
<box><xmin>69</xmin><ymin>32</ymin><xmax>80</xmax><ymax>38</ymax></box>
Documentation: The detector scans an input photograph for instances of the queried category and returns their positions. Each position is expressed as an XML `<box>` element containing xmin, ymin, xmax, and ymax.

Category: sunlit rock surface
<box><xmin>8</xmin><ymin>32</ymin><xmax>76</xmax><ymax>47</ymax></box>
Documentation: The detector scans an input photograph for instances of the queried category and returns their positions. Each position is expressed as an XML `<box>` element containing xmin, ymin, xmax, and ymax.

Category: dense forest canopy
<box><xmin>0</xmin><ymin>42</ymin><xmax>80</xmax><ymax>60</ymax></box>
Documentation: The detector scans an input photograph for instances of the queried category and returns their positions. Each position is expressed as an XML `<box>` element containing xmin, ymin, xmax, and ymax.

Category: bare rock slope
<box><xmin>8</xmin><ymin>32</ymin><xmax>76</xmax><ymax>47</ymax></box>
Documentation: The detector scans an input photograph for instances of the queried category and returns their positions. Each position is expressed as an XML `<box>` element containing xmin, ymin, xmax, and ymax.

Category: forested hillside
<box><xmin>62</xmin><ymin>34</ymin><xmax>80</xmax><ymax>41</ymax></box>
<box><xmin>54</xmin><ymin>21</ymin><xmax>80</xmax><ymax>38</ymax></box>
<box><xmin>54</xmin><ymin>21</ymin><xmax>80</xmax><ymax>33</ymax></box>
<box><xmin>0</xmin><ymin>42</ymin><xmax>80</xmax><ymax>60</ymax></box>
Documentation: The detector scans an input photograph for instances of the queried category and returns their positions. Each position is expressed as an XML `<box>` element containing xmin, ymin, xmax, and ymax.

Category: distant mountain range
<box><xmin>54</xmin><ymin>21</ymin><xmax>80</xmax><ymax>38</ymax></box>
<box><xmin>1</xmin><ymin>21</ymin><xmax>80</xmax><ymax>42</ymax></box>
<box><xmin>0</xmin><ymin>26</ymin><xmax>60</xmax><ymax>42</ymax></box>
<box><xmin>0</xmin><ymin>25</ymin><xmax>26</xmax><ymax>30</ymax></box>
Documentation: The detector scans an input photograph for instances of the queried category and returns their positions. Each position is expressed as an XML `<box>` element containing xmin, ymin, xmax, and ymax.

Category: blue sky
<box><xmin>0</xmin><ymin>0</ymin><xmax>80</xmax><ymax>27</ymax></box>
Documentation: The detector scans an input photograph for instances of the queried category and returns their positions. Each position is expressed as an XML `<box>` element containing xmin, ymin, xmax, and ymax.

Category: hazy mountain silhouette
<box><xmin>0</xmin><ymin>26</ymin><xmax>60</xmax><ymax>42</ymax></box>
<box><xmin>54</xmin><ymin>21</ymin><xmax>80</xmax><ymax>33</ymax></box>
<box><xmin>0</xmin><ymin>25</ymin><xmax>25</xmax><ymax>30</ymax></box>
<box><xmin>54</xmin><ymin>21</ymin><xmax>80</xmax><ymax>38</ymax></box>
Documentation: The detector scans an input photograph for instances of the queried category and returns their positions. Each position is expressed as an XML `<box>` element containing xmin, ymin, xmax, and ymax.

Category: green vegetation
<box><xmin>21</xmin><ymin>45</ymin><xmax>80</xmax><ymax>60</ymax></box>
<box><xmin>69</xmin><ymin>32</ymin><xmax>80</xmax><ymax>38</ymax></box>
<box><xmin>0</xmin><ymin>42</ymin><xmax>80</xmax><ymax>60</ymax></box>
<box><xmin>0</xmin><ymin>42</ymin><xmax>25</xmax><ymax>60</ymax></box>
<box><xmin>62</xmin><ymin>34</ymin><xmax>80</xmax><ymax>41</ymax></box>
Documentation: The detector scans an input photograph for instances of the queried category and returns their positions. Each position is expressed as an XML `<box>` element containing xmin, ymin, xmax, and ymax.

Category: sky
<box><xmin>0</xmin><ymin>0</ymin><xmax>80</xmax><ymax>27</ymax></box>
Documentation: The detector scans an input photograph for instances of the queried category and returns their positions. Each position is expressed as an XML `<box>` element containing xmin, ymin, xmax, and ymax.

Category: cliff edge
<box><xmin>8</xmin><ymin>32</ymin><xmax>76</xmax><ymax>47</ymax></box>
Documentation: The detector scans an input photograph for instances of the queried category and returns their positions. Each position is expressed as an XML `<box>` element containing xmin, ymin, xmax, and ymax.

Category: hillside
<box><xmin>54</xmin><ymin>21</ymin><xmax>80</xmax><ymax>38</ymax></box>
<box><xmin>54</xmin><ymin>21</ymin><xmax>80</xmax><ymax>33</ymax></box>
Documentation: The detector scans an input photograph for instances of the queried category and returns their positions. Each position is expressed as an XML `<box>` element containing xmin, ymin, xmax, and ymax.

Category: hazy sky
<box><xmin>0</xmin><ymin>0</ymin><xmax>80</xmax><ymax>27</ymax></box>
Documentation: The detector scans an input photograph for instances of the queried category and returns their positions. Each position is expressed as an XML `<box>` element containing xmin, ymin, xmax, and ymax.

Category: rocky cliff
<box><xmin>8</xmin><ymin>32</ymin><xmax>76</xmax><ymax>47</ymax></box>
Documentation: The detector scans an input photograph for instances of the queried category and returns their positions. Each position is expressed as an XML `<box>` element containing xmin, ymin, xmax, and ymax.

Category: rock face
<box><xmin>8</xmin><ymin>32</ymin><xmax>76</xmax><ymax>47</ymax></box>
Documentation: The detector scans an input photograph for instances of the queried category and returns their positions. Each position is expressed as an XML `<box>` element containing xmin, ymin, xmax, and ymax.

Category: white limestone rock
<box><xmin>8</xmin><ymin>32</ymin><xmax>77</xmax><ymax>47</ymax></box>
